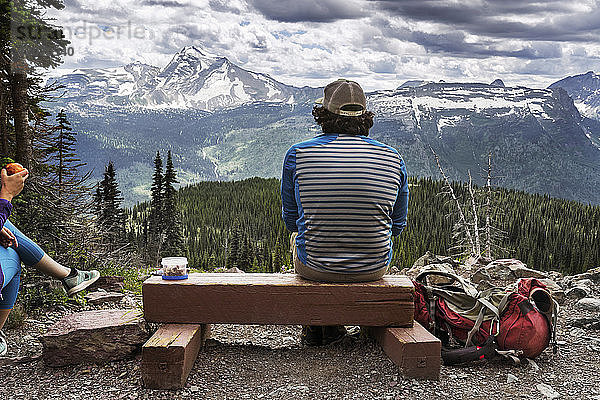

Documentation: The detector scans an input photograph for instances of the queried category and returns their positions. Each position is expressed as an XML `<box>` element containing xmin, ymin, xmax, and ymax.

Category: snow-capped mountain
<box><xmin>49</xmin><ymin>46</ymin><xmax>319</xmax><ymax>111</ymax></box>
<box><xmin>549</xmin><ymin>71</ymin><xmax>600</xmax><ymax>120</ymax></box>
<box><xmin>369</xmin><ymin>82</ymin><xmax>572</xmax><ymax>132</ymax></box>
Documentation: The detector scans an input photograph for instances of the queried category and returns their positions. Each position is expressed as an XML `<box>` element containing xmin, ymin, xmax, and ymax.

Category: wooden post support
<box><xmin>141</xmin><ymin>323</ymin><xmax>210</xmax><ymax>389</ymax></box>
<box><xmin>371</xmin><ymin>321</ymin><xmax>441</xmax><ymax>380</ymax></box>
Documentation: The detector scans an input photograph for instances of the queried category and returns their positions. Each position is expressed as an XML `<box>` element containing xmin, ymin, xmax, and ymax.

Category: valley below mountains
<box><xmin>47</xmin><ymin>46</ymin><xmax>600</xmax><ymax>206</ymax></box>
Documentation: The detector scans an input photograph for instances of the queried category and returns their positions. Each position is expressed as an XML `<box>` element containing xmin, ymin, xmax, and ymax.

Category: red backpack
<box><xmin>413</xmin><ymin>271</ymin><xmax>558</xmax><ymax>361</ymax></box>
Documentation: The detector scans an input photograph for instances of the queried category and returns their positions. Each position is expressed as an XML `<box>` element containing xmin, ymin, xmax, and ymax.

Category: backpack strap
<box><xmin>465</xmin><ymin>292</ymin><xmax>512</xmax><ymax>347</ymax></box>
<box><xmin>415</xmin><ymin>270</ymin><xmax>479</xmax><ymax>297</ymax></box>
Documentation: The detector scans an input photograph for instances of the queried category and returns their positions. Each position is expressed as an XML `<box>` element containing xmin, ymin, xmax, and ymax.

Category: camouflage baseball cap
<box><xmin>315</xmin><ymin>79</ymin><xmax>367</xmax><ymax>117</ymax></box>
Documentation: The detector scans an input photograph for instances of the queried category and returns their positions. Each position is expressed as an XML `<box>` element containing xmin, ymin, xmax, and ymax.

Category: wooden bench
<box><xmin>141</xmin><ymin>273</ymin><xmax>440</xmax><ymax>389</ymax></box>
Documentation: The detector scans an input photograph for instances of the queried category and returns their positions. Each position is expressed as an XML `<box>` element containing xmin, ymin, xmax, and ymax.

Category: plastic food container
<box><xmin>161</xmin><ymin>257</ymin><xmax>189</xmax><ymax>280</ymax></box>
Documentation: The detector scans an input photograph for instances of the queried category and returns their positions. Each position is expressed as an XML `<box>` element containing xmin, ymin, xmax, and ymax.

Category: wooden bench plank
<box><xmin>141</xmin><ymin>323</ymin><xmax>210</xmax><ymax>389</ymax></box>
<box><xmin>371</xmin><ymin>321</ymin><xmax>441</xmax><ymax>380</ymax></box>
<box><xmin>143</xmin><ymin>273</ymin><xmax>414</xmax><ymax>327</ymax></box>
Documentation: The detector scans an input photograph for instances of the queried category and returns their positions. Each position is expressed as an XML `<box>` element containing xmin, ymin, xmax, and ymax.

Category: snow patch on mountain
<box><xmin>574</xmin><ymin>102</ymin><xmax>599</xmax><ymax>120</ymax></box>
<box><xmin>436</xmin><ymin>116</ymin><xmax>462</xmax><ymax>138</ymax></box>
<box><xmin>368</xmin><ymin>83</ymin><xmax>559</xmax><ymax>129</ymax></box>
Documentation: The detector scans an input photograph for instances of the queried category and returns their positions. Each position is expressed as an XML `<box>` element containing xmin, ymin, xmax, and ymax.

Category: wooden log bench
<box><xmin>141</xmin><ymin>273</ymin><xmax>440</xmax><ymax>389</ymax></box>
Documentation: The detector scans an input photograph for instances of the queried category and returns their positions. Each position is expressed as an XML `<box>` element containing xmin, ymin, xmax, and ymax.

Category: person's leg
<box><xmin>0</xmin><ymin>309</ymin><xmax>10</xmax><ymax>332</ymax></box>
<box><xmin>291</xmin><ymin>236</ymin><xmax>387</xmax><ymax>345</ymax></box>
<box><xmin>3</xmin><ymin>220</ymin><xmax>100</xmax><ymax>296</ymax></box>
<box><xmin>291</xmin><ymin>235</ymin><xmax>349</xmax><ymax>345</ymax></box>
<box><xmin>2</xmin><ymin>220</ymin><xmax>69</xmax><ymax>278</ymax></box>
<box><xmin>0</xmin><ymin>246</ymin><xmax>22</xmax><ymax>355</ymax></box>
<box><xmin>0</xmin><ymin>246</ymin><xmax>22</xmax><ymax>324</ymax></box>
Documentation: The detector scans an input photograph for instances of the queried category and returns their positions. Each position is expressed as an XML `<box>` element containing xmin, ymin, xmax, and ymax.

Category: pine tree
<box><xmin>53</xmin><ymin>109</ymin><xmax>85</xmax><ymax>199</ymax></box>
<box><xmin>161</xmin><ymin>151</ymin><xmax>187</xmax><ymax>259</ymax></box>
<box><xmin>272</xmin><ymin>244</ymin><xmax>283</xmax><ymax>273</ymax></box>
<box><xmin>238</xmin><ymin>236</ymin><xmax>251</xmax><ymax>271</ymax></box>
<box><xmin>97</xmin><ymin>161</ymin><xmax>126</xmax><ymax>251</ymax></box>
<box><xmin>227</xmin><ymin>225</ymin><xmax>241</xmax><ymax>269</ymax></box>
<box><xmin>148</xmin><ymin>151</ymin><xmax>164</xmax><ymax>264</ymax></box>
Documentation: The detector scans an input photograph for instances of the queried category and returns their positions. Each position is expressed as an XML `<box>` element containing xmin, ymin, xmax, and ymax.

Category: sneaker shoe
<box><xmin>0</xmin><ymin>331</ymin><xmax>7</xmax><ymax>356</ymax></box>
<box><xmin>300</xmin><ymin>325</ymin><xmax>322</xmax><ymax>346</ymax></box>
<box><xmin>322</xmin><ymin>326</ymin><xmax>347</xmax><ymax>346</ymax></box>
<box><xmin>62</xmin><ymin>269</ymin><xmax>100</xmax><ymax>297</ymax></box>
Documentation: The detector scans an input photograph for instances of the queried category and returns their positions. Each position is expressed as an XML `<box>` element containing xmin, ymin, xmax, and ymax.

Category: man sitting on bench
<box><xmin>280</xmin><ymin>79</ymin><xmax>409</xmax><ymax>346</ymax></box>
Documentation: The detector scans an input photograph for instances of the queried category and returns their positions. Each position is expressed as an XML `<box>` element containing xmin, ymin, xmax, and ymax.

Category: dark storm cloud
<box><xmin>373</xmin><ymin>0</ymin><xmax>600</xmax><ymax>42</ymax></box>
<box><xmin>373</xmin><ymin>18</ymin><xmax>564</xmax><ymax>61</ymax></box>
<box><xmin>249</xmin><ymin>0</ymin><xmax>363</xmax><ymax>23</ymax></box>
<box><xmin>406</xmin><ymin>30</ymin><xmax>563</xmax><ymax>59</ymax></box>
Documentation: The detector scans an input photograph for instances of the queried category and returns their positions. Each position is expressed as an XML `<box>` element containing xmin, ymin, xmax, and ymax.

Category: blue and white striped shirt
<box><xmin>281</xmin><ymin>134</ymin><xmax>409</xmax><ymax>274</ymax></box>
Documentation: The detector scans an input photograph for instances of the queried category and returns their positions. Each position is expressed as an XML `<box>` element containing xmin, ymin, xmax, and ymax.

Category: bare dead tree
<box><xmin>485</xmin><ymin>152</ymin><xmax>492</xmax><ymax>257</ymax></box>
<box><xmin>432</xmin><ymin>148</ymin><xmax>507</xmax><ymax>260</ymax></box>
<box><xmin>468</xmin><ymin>170</ymin><xmax>481</xmax><ymax>256</ymax></box>
<box><xmin>480</xmin><ymin>152</ymin><xmax>508</xmax><ymax>259</ymax></box>
<box><xmin>431</xmin><ymin>147</ymin><xmax>476</xmax><ymax>256</ymax></box>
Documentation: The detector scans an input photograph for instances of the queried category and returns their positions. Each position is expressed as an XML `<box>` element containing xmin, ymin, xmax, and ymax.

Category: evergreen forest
<box><xmin>128</xmin><ymin>176</ymin><xmax>600</xmax><ymax>275</ymax></box>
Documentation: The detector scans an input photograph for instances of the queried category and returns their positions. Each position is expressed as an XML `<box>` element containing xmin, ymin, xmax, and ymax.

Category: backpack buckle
<box><xmin>489</xmin><ymin>319</ymin><xmax>499</xmax><ymax>336</ymax></box>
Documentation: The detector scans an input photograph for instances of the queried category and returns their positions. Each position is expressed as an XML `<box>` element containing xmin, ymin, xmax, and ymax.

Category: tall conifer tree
<box><xmin>148</xmin><ymin>151</ymin><xmax>164</xmax><ymax>264</ymax></box>
<box><xmin>161</xmin><ymin>150</ymin><xmax>187</xmax><ymax>258</ymax></box>
<box><xmin>227</xmin><ymin>225</ymin><xmax>241</xmax><ymax>269</ymax></box>
<box><xmin>53</xmin><ymin>109</ymin><xmax>85</xmax><ymax>199</ymax></box>
<box><xmin>97</xmin><ymin>161</ymin><xmax>126</xmax><ymax>250</ymax></box>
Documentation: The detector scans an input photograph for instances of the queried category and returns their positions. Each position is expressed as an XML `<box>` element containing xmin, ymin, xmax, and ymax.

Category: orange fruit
<box><xmin>5</xmin><ymin>163</ymin><xmax>25</xmax><ymax>175</ymax></box>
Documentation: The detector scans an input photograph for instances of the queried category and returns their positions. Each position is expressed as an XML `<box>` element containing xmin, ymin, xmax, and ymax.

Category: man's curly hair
<box><xmin>312</xmin><ymin>106</ymin><xmax>374</xmax><ymax>136</ymax></box>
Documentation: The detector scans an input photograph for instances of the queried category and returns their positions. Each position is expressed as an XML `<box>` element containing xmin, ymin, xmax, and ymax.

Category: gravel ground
<box><xmin>1</xmin><ymin>292</ymin><xmax>599</xmax><ymax>400</ymax></box>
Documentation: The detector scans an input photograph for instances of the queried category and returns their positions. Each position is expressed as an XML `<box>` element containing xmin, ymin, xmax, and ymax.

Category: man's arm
<box><xmin>281</xmin><ymin>147</ymin><xmax>299</xmax><ymax>232</ymax></box>
<box><xmin>391</xmin><ymin>160</ymin><xmax>409</xmax><ymax>237</ymax></box>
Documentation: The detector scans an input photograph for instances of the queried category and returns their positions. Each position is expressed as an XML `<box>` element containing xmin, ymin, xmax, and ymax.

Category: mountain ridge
<box><xmin>49</xmin><ymin>45</ymin><xmax>320</xmax><ymax>111</ymax></box>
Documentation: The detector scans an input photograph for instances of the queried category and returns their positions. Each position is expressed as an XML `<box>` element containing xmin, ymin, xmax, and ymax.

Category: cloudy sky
<box><xmin>46</xmin><ymin>0</ymin><xmax>600</xmax><ymax>90</ymax></box>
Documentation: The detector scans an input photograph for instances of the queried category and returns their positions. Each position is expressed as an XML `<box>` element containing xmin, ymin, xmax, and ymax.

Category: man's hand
<box><xmin>0</xmin><ymin>226</ymin><xmax>17</xmax><ymax>248</ymax></box>
<box><xmin>0</xmin><ymin>168</ymin><xmax>29</xmax><ymax>202</ymax></box>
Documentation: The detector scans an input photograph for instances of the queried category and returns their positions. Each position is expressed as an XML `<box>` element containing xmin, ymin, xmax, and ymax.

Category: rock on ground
<box><xmin>577</xmin><ymin>298</ymin><xmax>600</xmax><ymax>312</ymax></box>
<box><xmin>472</xmin><ymin>259</ymin><xmax>547</xmax><ymax>289</ymax></box>
<box><xmin>85</xmin><ymin>291</ymin><xmax>125</xmax><ymax>305</ymax></box>
<box><xmin>90</xmin><ymin>276</ymin><xmax>125</xmax><ymax>292</ymax></box>
<box><xmin>40</xmin><ymin>309</ymin><xmax>149</xmax><ymax>367</ymax></box>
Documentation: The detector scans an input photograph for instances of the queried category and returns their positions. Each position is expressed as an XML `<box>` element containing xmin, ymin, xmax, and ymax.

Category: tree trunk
<box><xmin>10</xmin><ymin>59</ymin><xmax>31</xmax><ymax>169</ymax></box>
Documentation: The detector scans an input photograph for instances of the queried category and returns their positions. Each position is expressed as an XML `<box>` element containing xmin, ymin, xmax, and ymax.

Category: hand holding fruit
<box><xmin>0</xmin><ymin>164</ymin><xmax>29</xmax><ymax>202</ymax></box>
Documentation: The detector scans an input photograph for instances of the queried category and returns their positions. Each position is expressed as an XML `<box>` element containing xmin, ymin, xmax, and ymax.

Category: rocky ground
<box><xmin>1</xmin><ymin>258</ymin><xmax>599</xmax><ymax>400</ymax></box>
